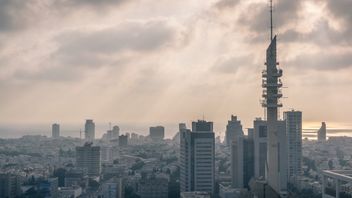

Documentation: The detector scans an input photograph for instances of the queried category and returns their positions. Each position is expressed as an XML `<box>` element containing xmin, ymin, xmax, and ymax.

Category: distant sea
<box><xmin>0</xmin><ymin>123</ymin><xmax>351</xmax><ymax>140</ymax></box>
<box><xmin>302</xmin><ymin>129</ymin><xmax>352</xmax><ymax>140</ymax></box>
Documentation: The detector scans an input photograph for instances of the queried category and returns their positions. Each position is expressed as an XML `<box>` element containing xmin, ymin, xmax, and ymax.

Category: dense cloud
<box><xmin>287</xmin><ymin>52</ymin><xmax>352</xmax><ymax>70</ymax></box>
<box><xmin>214</xmin><ymin>0</ymin><xmax>240</xmax><ymax>10</ymax></box>
<box><xmin>0</xmin><ymin>0</ymin><xmax>351</xmax><ymax>128</ymax></box>
<box><xmin>238</xmin><ymin>0</ymin><xmax>302</xmax><ymax>35</ymax></box>
<box><xmin>0</xmin><ymin>0</ymin><xmax>35</xmax><ymax>32</ymax></box>
<box><xmin>212</xmin><ymin>55</ymin><xmax>252</xmax><ymax>74</ymax></box>
<box><xmin>54</xmin><ymin>21</ymin><xmax>180</xmax><ymax>67</ymax></box>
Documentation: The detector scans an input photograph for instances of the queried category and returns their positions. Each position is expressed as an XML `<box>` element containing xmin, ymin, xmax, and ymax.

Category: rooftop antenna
<box><xmin>270</xmin><ymin>0</ymin><xmax>273</xmax><ymax>40</ymax></box>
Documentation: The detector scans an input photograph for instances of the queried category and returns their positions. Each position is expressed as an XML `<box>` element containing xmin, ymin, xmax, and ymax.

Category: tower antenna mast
<box><xmin>270</xmin><ymin>0</ymin><xmax>273</xmax><ymax>40</ymax></box>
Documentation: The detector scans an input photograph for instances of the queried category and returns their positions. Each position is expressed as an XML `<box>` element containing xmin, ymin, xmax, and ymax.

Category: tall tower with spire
<box><xmin>261</xmin><ymin>0</ymin><xmax>287</xmax><ymax>196</ymax></box>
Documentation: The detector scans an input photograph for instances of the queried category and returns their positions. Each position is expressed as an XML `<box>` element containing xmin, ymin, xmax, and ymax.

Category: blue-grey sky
<box><xmin>0</xmin><ymin>0</ymin><xmax>352</xmax><ymax>133</ymax></box>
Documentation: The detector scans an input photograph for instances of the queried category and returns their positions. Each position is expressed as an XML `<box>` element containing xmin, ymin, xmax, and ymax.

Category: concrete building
<box><xmin>52</xmin><ymin>123</ymin><xmax>60</xmax><ymax>138</ymax></box>
<box><xmin>119</xmin><ymin>135</ymin><xmax>128</xmax><ymax>146</ymax></box>
<box><xmin>180</xmin><ymin>120</ymin><xmax>215</xmax><ymax>195</ymax></box>
<box><xmin>102</xmin><ymin>177</ymin><xmax>124</xmax><ymax>198</ymax></box>
<box><xmin>38</xmin><ymin>177</ymin><xmax>59</xmax><ymax>198</ymax></box>
<box><xmin>231</xmin><ymin>135</ymin><xmax>254</xmax><ymax>189</ymax></box>
<box><xmin>253</xmin><ymin>118</ymin><xmax>267</xmax><ymax>178</ymax></box>
<box><xmin>75</xmin><ymin>142</ymin><xmax>101</xmax><ymax>176</ymax></box>
<box><xmin>101</xmin><ymin>146</ymin><xmax>113</xmax><ymax>163</ymax></box>
<box><xmin>260</xmin><ymin>5</ymin><xmax>290</xmax><ymax>192</ymax></box>
<box><xmin>149</xmin><ymin>126</ymin><xmax>165</xmax><ymax>141</ymax></box>
<box><xmin>262</xmin><ymin>34</ymin><xmax>286</xmax><ymax>195</ymax></box>
<box><xmin>180</xmin><ymin>191</ymin><xmax>211</xmax><ymax>198</ymax></box>
<box><xmin>318</xmin><ymin>122</ymin><xmax>327</xmax><ymax>142</ymax></box>
<box><xmin>0</xmin><ymin>173</ymin><xmax>21</xmax><ymax>198</ymax></box>
<box><xmin>112</xmin><ymin>125</ymin><xmax>120</xmax><ymax>140</ymax></box>
<box><xmin>284</xmin><ymin>110</ymin><xmax>302</xmax><ymax>178</ymax></box>
<box><xmin>231</xmin><ymin>134</ymin><xmax>244</xmax><ymax>188</ymax></box>
<box><xmin>137</xmin><ymin>177</ymin><xmax>168</xmax><ymax>198</ymax></box>
<box><xmin>225</xmin><ymin>115</ymin><xmax>243</xmax><ymax>147</ymax></box>
<box><xmin>64</xmin><ymin>169</ymin><xmax>88</xmax><ymax>187</ymax></box>
<box><xmin>85</xmin><ymin>119</ymin><xmax>95</xmax><ymax>142</ymax></box>
<box><xmin>58</xmin><ymin>186</ymin><xmax>82</xmax><ymax>198</ymax></box>
<box><xmin>322</xmin><ymin>170</ymin><xmax>352</xmax><ymax>198</ymax></box>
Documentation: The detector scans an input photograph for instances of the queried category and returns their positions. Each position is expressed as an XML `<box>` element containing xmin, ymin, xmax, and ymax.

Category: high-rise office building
<box><xmin>119</xmin><ymin>135</ymin><xmax>128</xmax><ymax>146</ymax></box>
<box><xmin>253</xmin><ymin>118</ymin><xmax>288</xmax><ymax>196</ymax></box>
<box><xmin>318</xmin><ymin>122</ymin><xmax>327</xmax><ymax>142</ymax></box>
<box><xmin>284</xmin><ymin>110</ymin><xmax>302</xmax><ymax>178</ymax></box>
<box><xmin>149</xmin><ymin>126</ymin><xmax>165</xmax><ymax>141</ymax></box>
<box><xmin>225</xmin><ymin>115</ymin><xmax>244</xmax><ymax>147</ymax></box>
<box><xmin>76</xmin><ymin>142</ymin><xmax>101</xmax><ymax>176</ymax></box>
<box><xmin>180</xmin><ymin>120</ymin><xmax>215</xmax><ymax>195</ymax></box>
<box><xmin>112</xmin><ymin>125</ymin><xmax>120</xmax><ymax>140</ymax></box>
<box><xmin>253</xmin><ymin>118</ymin><xmax>267</xmax><ymax>178</ymax></box>
<box><xmin>52</xmin><ymin>123</ymin><xmax>60</xmax><ymax>138</ymax></box>
<box><xmin>84</xmin><ymin>119</ymin><xmax>95</xmax><ymax>142</ymax></box>
<box><xmin>231</xmin><ymin>134</ymin><xmax>254</xmax><ymax>189</ymax></box>
<box><xmin>0</xmin><ymin>173</ymin><xmax>21</xmax><ymax>198</ymax></box>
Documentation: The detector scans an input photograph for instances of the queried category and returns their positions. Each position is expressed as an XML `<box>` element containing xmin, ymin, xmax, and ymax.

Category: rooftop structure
<box><xmin>322</xmin><ymin>170</ymin><xmax>352</xmax><ymax>198</ymax></box>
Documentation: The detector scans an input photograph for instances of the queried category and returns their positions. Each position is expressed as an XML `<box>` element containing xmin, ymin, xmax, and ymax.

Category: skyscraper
<box><xmin>119</xmin><ymin>135</ymin><xmax>128</xmax><ymax>146</ymax></box>
<box><xmin>149</xmin><ymin>126</ymin><xmax>165</xmax><ymax>141</ymax></box>
<box><xmin>318</xmin><ymin>122</ymin><xmax>327</xmax><ymax>142</ymax></box>
<box><xmin>112</xmin><ymin>125</ymin><xmax>120</xmax><ymax>140</ymax></box>
<box><xmin>180</xmin><ymin>120</ymin><xmax>215</xmax><ymax>195</ymax></box>
<box><xmin>261</xmin><ymin>1</ymin><xmax>288</xmax><ymax>194</ymax></box>
<box><xmin>253</xmin><ymin>118</ymin><xmax>267</xmax><ymax>178</ymax></box>
<box><xmin>284</xmin><ymin>110</ymin><xmax>302</xmax><ymax>178</ymax></box>
<box><xmin>52</xmin><ymin>123</ymin><xmax>60</xmax><ymax>138</ymax></box>
<box><xmin>231</xmin><ymin>134</ymin><xmax>254</xmax><ymax>189</ymax></box>
<box><xmin>84</xmin><ymin>119</ymin><xmax>95</xmax><ymax>142</ymax></box>
<box><xmin>76</xmin><ymin>142</ymin><xmax>101</xmax><ymax>176</ymax></box>
<box><xmin>225</xmin><ymin>115</ymin><xmax>244</xmax><ymax>147</ymax></box>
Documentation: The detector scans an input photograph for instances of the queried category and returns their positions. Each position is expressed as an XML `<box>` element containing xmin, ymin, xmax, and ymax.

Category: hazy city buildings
<box><xmin>102</xmin><ymin>177</ymin><xmax>124</xmax><ymax>198</ymax></box>
<box><xmin>75</xmin><ymin>142</ymin><xmax>101</xmax><ymax>176</ymax></box>
<box><xmin>284</xmin><ymin>110</ymin><xmax>303</xmax><ymax>178</ymax></box>
<box><xmin>0</xmin><ymin>173</ymin><xmax>21</xmax><ymax>198</ymax></box>
<box><xmin>52</xmin><ymin>123</ymin><xmax>60</xmax><ymax>138</ymax></box>
<box><xmin>84</xmin><ymin>119</ymin><xmax>95</xmax><ymax>142</ymax></box>
<box><xmin>119</xmin><ymin>135</ymin><xmax>128</xmax><ymax>146</ymax></box>
<box><xmin>225</xmin><ymin>115</ymin><xmax>243</xmax><ymax>147</ymax></box>
<box><xmin>149</xmin><ymin>126</ymin><xmax>165</xmax><ymax>141</ymax></box>
<box><xmin>318</xmin><ymin>122</ymin><xmax>327</xmax><ymax>142</ymax></box>
<box><xmin>253</xmin><ymin>118</ymin><xmax>267</xmax><ymax>178</ymax></box>
<box><xmin>137</xmin><ymin>176</ymin><xmax>168</xmax><ymax>198</ymax></box>
<box><xmin>180</xmin><ymin>120</ymin><xmax>215</xmax><ymax>195</ymax></box>
<box><xmin>180</xmin><ymin>191</ymin><xmax>211</xmax><ymax>198</ymax></box>
<box><xmin>112</xmin><ymin>125</ymin><xmax>120</xmax><ymax>140</ymax></box>
<box><xmin>231</xmin><ymin>134</ymin><xmax>254</xmax><ymax>189</ymax></box>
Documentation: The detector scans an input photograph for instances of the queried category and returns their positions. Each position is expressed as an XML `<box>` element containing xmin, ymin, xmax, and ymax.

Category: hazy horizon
<box><xmin>1</xmin><ymin>121</ymin><xmax>352</xmax><ymax>139</ymax></box>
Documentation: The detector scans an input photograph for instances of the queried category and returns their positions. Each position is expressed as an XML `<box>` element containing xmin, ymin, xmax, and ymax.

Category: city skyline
<box><xmin>1</xmin><ymin>0</ymin><xmax>352</xmax><ymax>131</ymax></box>
<box><xmin>1</xmin><ymin>1</ymin><xmax>352</xmax><ymax>198</ymax></box>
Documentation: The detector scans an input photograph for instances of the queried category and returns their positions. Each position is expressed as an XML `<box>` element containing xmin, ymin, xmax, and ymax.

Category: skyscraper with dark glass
<box><xmin>180</xmin><ymin>120</ymin><xmax>215</xmax><ymax>195</ymax></box>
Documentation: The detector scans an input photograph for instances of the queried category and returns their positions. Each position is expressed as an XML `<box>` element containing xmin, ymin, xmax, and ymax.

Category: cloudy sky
<box><xmin>0</xmin><ymin>0</ymin><xmax>352</xmax><ymax>136</ymax></box>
